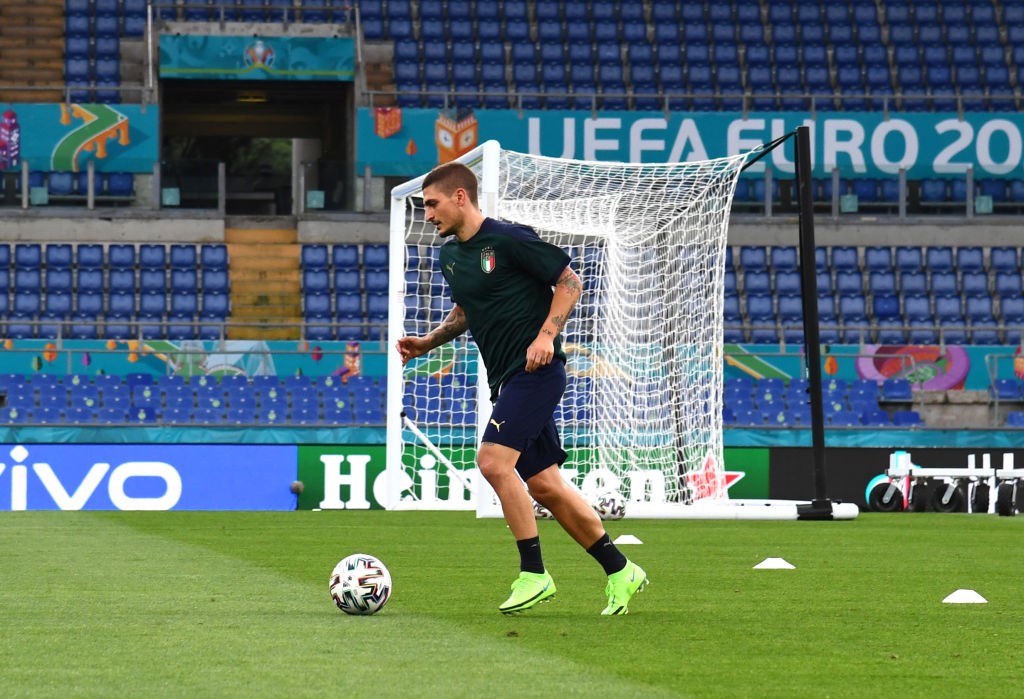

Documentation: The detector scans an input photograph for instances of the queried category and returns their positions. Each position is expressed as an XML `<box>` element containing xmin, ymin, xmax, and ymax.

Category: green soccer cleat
<box><xmin>499</xmin><ymin>571</ymin><xmax>556</xmax><ymax>614</ymax></box>
<box><xmin>601</xmin><ymin>561</ymin><xmax>648</xmax><ymax>616</ymax></box>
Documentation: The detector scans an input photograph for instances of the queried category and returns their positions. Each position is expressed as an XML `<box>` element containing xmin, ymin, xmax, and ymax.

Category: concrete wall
<box><xmin>0</xmin><ymin>210</ymin><xmax>1019</xmax><ymax>247</ymax></box>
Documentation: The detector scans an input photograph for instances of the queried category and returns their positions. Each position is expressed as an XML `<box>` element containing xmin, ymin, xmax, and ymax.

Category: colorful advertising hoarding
<box><xmin>0</xmin><ymin>444</ymin><xmax>296</xmax><ymax>511</ymax></box>
<box><xmin>296</xmin><ymin>444</ymin><xmax>770</xmax><ymax>510</ymax></box>
<box><xmin>0</xmin><ymin>103</ymin><xmax>158</xmax><ymax>174</ymax></box>
<box><xmin>160</xmin><ymin>35</ymin><xmax>355</xmax><ymax>81</ymax></box>
<box><xmin>358</xmin><ymin>107</ymin><xmax>1024</xmax><ymax>180</ymax></box>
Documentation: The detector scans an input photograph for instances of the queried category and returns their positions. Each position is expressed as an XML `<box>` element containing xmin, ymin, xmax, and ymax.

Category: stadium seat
<box><xmin>835</xmin><ymin>271</ymin><xmax>864</xmax><ymax>297</ymax></box>
<box><xmin>868</xmin><ymin>271</ymin><xmax>897</xmax><ymax>296</ymax></box>
<box><xmin>770</xmin><ymin>246</ymin><xmax>798</xmax><ymax>272</ymax></box>
<box><xmin>895</xmin><ymin>246</ymin><xmax>923</xmax><ymax>272</ymax></box>
<box><xmin>900</xmin><ymin>271</ymin><xmax>927</xmax><ymax>297</ymax></box>
<box><xmin>930</xmin><ymin>271</ymin><xmax>958</xmax><ymax>298</ymax></box>
<box><xmin>831</xmin><ymin>247</ymin><xmax>859</xmax><ymax>272</ymax></box>
<box><xmin>995</xmin><ymin>272</ymin><xmax>1022</xmax><ymax>299</ymax></box>
<box><xmin>864</xmin><ymin>247</ymin><xmax>892</xmax><ymax>272</ymax></box>
<box><xmin>15</xmin><ymin>244</ymin><xmax>41</xmax><ymax>269</ymax></box>
<box><xmin>743</xmin><ymin>270</ymin><xmax>771</xmax><ymax>295</ymax></box>
<box><xmin>739</xmin><ymin>246</ymin><xmax>768</xmax><ymax>271</ymax></box>
<box><xmin>880</xmin><ymin>378</ymin><xmax>913</xmax><ymax>403</ymax></box>
<box><xmin>892</xmin><ymin>410</ymin><xmax>923</xmax><ymax>427</ymax></box>
<box><xmin>961</xmin><ymin>272</ymin><xmax>989</xmax><ymax>298</ymax></box>
<box><xmin>925</xmin><ymin>247</ymin><xmax>955</xmax><ymax>273</ymax></box>
<box><xmin>201</xmin><ymin>244</ymin><xmax>228</xmax><ymax>270</ymax></box>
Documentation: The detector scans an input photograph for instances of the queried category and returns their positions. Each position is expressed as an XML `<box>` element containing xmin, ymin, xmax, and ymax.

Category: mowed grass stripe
<box><xmin>2</xmin><ymin>512</ymin><xmax>1022</xmax><ymax>698</ymax></box>
<box><xmin>0</xmin><ymin>513</ymin><xmax>682</xmax><ymax>698</ymax></box>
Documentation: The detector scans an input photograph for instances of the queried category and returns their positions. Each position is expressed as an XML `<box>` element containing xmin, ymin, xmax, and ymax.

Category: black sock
<box><xmin>516</xmin><ymin>536</ymin><xmax>545</xmax><ymax>574</ymax></box>
<box><xmin>586</xmin><ymin>533</ymin><xmax>628</xmax><ymax>575</ymax></box>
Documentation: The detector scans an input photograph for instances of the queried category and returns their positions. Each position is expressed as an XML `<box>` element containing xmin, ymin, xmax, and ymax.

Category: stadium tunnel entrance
<box><xmin>161</xmin><ymin>79</ymin><xmax>355</xmax><ymax>215</ymax></box>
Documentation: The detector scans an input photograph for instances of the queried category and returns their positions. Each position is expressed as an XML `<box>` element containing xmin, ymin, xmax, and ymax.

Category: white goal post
<box><xmin>385</xmin><ymin>140</ymin><xmax>858</xmax><ymax>521</ymax></box>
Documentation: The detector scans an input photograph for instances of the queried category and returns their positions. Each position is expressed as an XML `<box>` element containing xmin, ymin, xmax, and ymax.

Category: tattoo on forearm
<box><xmin>428</xmin><ymin>308</ymin><xmax>467</xmax><ymax>346</ymax></box>
<box><xmin>550</xmin><ymin>314</ymin><xmax>566</xmax><ymax>331</ymax></box>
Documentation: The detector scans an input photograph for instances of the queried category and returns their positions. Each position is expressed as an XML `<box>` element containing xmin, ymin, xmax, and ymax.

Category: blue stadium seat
<box><xmin>930</xmin><ymin>271</ymin><xmax>958</xmax><ymax>298</ymax></box>
<box><xmin>107</xmin><ymin>244</ymin><xmax>134</xmax><ymax>270</ymax></box>
<box><xmin>775</xmin><ymin>271</ymin><xmax>801</xmax><ymax>297</ymax></box>
<box><xmin>330</xmin><ymin>244</ymin><xmax>358</xmax><ymax>270</ymax></box>
<box><xmin>864</xmin><ymin>247</ymin><xmax>897</xmax><ymax>274</ymax></box>
<box><xmin>363</xmin><ymin>245</ymin><xmax>388</xmax><ymax>270</ymax></box>
<box><xmin>891</xmin><ymin>410</ymin><xmax>923</xmax><ymax>427</ymax></box>
<box><xmin>45</xmin><ymin>267</ymin><xmax>72</xmax><ymax>294</ymax></box>
<box><xmin>935</xmin><ymin>296</ymin><xmax>964</xmax><ymax>324</ymax></box>
<box><xmin>961</xmin><ymin>272</ymin><xmax>989</xmax><ymax>298</ymax></box>
<box><xmin>895</xmin><ymin>246</ymin><xmax>923</xmax><ymax>272</ymax></box>
<box><xmin>831</xmin><ymin>246</ymin><xmax>859</xmax><ymax>272</ymax></box>
<box><xmin>14</xmin><ymin>267</ymin><xmax>41</xmax><ymax>292</ymax></box>
<box><xmin>201</xmin><ymin>244</ymin><xmax>228</xmax><ymax>270</ymax></box>
<box><xmin>965</xmin><ymin>295</ymin><xmax>994</xmax><ymax>324</ymax></box>
<box><xmin>769</xmin><ymin>246</ymin><xmax>798</xmax><ymax>272</ymax></box>
<box><xmin>835</xmin><ymin>270</ymin><xmax>864</xmax><ymax>297</ymax></box>
<box><xmin>15</xmin><ymin>243</ymin><xmax>41</xmax><ymax>269</ymax></box>
<box><xmin>925</xmin><ymin>246</ymin><xmax>954</xmax><ymax>273</ymax></box>
<box><xmin>74</xmin><ymin>244</ymin><xmax>102</xmax><ymax>270</ymax></box>
<box><xmin>739</xmin><ymin>246</ymin><xmax>767</xmax><ymax>271</ymax></box>
<box><xmin>777</xmin><ymin>296</ymin><xmax>803</xmax><ymax>342</ymax></box>
<box><xmin>995</xmin><ymin>272</ymin><xmax>1022</xmax><ymax>299</ymax></box>
<box><xmin>971</xmin><ymin>317</ymin><xmax>1001</xmax><ymax>344</ymax></box>
<box><xmin>921</xmin><ymin>179</ymin><xmax>950</xmax><ymax>203</ymax></box>
<box><xmin>868</xmin><ymin>271</ymin><xmax>897</xmax><ymax>295</ymax></box>
<box><xmin>743</xmin><ymin>270</ymin><xmax>771</xmax><ymax>296</ymax></box>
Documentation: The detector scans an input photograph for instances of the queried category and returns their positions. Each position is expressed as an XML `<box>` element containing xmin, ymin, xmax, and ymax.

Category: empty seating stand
<box><xmin>724</xmin><ymin>244</ymin><xmax>1015</xmax><ymax>346</ymax></box>
<box><xmin>0</xmin><ymin>372</ymin><xmax>386</xmax><ymax>427</ymax></box>
<box><xmin>0</xmin><ymin>243</ymin><xmax>228</xmax><ymax>342</ymax></box>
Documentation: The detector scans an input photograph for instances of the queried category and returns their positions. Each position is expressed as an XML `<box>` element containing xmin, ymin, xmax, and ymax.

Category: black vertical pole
<box><xmin>794</xmin><ymin>125</ymin><xmax>833</xmax><ymax>517</ymax></box>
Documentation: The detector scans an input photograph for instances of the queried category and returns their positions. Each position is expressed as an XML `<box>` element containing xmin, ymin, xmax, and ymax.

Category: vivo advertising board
<box><xmin>0</xmin><ymin>444</ymin><xmax>296</xmax><ymax>511</ymax></box>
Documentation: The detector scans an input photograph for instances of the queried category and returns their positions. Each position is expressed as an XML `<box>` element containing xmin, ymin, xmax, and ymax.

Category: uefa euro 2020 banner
<box><xmin>358</xmin><ymin>107</ymin><xmax>1024</xmax><ymax>179</ymax></box>
<box><xmin>159</xmin><ymin>35</ymin><xmax>355</xmax><ymax>81</ymax></box>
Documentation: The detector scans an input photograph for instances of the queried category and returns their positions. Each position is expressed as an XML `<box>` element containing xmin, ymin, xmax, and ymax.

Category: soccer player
<box><xmin>395</xmin><ymin>162</ymin><xmax>648</xmax><ymax>615</ymax></box>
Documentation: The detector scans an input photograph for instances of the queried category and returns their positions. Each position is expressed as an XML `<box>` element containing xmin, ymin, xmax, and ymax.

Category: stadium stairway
<box><xmin>225</xmin><ymin>225</ymin><xmax>303</xmax><ymax>340</ymax></box>
<box><xmin>0</xmin><ymin>0</ymin><xmax>65</xmax><ymax>102</ymax></box>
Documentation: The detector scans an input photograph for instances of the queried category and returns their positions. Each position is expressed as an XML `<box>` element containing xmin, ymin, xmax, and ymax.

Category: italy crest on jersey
<box><xmin>480</xmin><ymin>247</ymin><xmax>496</xmax><ymax>273</ymax></box>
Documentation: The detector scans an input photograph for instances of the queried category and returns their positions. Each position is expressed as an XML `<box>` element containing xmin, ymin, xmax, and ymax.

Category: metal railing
<box><xmin>364</xmin><ymin>88</ymin><xmax>1023</xmax><ymax>120</ymax></box>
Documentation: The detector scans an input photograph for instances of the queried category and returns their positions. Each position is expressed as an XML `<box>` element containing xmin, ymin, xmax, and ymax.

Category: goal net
<box><xmin>385</xmin><ymin>140</ymin><xmax>749</xmax><ymax>516</ymax></box>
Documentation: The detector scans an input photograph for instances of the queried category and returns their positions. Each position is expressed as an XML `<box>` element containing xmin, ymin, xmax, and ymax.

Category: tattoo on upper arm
<box><xmin>557</xmin><ymin>268</ymin><xmax>582</xmax><ymax>296</ymax></box>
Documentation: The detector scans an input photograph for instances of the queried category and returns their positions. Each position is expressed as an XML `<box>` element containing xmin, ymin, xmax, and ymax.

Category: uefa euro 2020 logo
<box><xmin>244</xmin><ymin>40</ymin><xmax>275</xmax><ymax>70</ymax></box>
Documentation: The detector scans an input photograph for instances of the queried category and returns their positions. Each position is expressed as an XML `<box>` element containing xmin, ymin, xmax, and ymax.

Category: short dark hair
<box><xmin>422</xmin><ymin>162</ymin><xmax>479</xmax><ymax>206</ymax></box>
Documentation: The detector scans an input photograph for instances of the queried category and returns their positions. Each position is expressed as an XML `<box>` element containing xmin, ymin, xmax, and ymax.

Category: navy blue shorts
<box><xmin>481</xmin><ymin>360</ymin><xmax>568</xmax><ymax>481</ymax></box>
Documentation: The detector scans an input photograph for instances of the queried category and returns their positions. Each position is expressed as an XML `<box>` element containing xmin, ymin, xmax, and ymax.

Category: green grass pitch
<box><xmin>1</xmin><ymin>511</ymin><xmax>1021</xmax><ymax>698</ymax></box>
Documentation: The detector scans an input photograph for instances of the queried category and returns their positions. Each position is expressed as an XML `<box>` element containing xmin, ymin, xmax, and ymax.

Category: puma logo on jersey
<box><xmin>444</xmin><ymin>262</ymin><xmax>455</xmax><ymax>276</ymax></box>
<box><xmin>489</xmin><ymin>419</ymin><xmax>506</xmax><ymax>432</ymax></box>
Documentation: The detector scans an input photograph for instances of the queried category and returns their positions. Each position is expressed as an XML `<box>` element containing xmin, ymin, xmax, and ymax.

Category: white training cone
<box><xmin>753</xmin><ymin>557</ymin><xmax>795</xmax><ymax>569</ymax></box>
<box><xmin>942</xmin><ymin>589</ymin><xmax>987</xmax><ymax>604</ymax></box>
<box><xmin>613</xmin><ymin>534</ymin><xmax>643</xmax><ymax>545</ymax></box>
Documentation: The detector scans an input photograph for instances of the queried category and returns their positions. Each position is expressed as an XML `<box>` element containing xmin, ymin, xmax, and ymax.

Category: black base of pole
<box><xmin>796</xmin><ymin>499</ymin><xmax>837</xmax><ymax>520</ymax></box>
